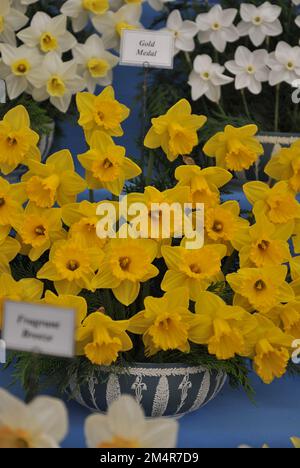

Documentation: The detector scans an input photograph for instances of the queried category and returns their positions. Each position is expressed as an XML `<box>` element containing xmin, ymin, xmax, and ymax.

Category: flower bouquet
<box><xmin>142</xmin><ymin>0</ymin><xmax>300</xmax><ymax>181</ymax></box>
<box><xmin>0</xmin><ymin>0</ymin><xmax>123</xmax><ymax>179</ymax></box>
<box><xmin>1</xmin><ymin>84</ymin><xmax>300</xmax><ymax>417</ymax></box>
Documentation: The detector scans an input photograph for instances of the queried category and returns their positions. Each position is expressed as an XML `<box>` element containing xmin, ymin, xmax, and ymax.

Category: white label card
<box><xmin>120</xmin><ymin>29</ymin><xmax>175</xmax><ymax>69</ymax></box>
<box><xmin>2</xmin><ymin>301</ymin><xmax>75</xmax><ymax>358</ymax></box>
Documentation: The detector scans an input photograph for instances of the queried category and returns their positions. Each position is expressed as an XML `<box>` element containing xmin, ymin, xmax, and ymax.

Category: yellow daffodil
<box><xmin>62</xmin><ymin>200</ymin><xmax>112</xmax><ymax>249</ymax></box>
<box><xmin>15</xmin><ymin>203</ymin><xmax>65</xmax><ymax>261</ymax></box>
<box><xmin>37</xmin><ymin>239</ymin><xmax>103</xmax><ymax>295</ymax></box>
<box><xmin>291</xmin><ymin>437</ymin><xmax>300</xmax><ymax>448</ymax></box>
<box><xmin>76</xmin><ymin>311</ymin><xmax>132</xmax><ymax>365</ymax></box>
<box><xmin>0</xmin><ymin>273</ymin><xmax>44</xmax><ymax>328</ymax></box>
<box><xmin>161</xmin><ymin>243</ymin><xmax>227</xmax><ymax>301</ymax></box>
<box><xmin>244</xmin><ymin>315</ymin><xmax>293</xmax><ymax>384</ymax></box>
<box><xmin>0</xmin><ymin>236</ymin><xmax>20</xmax><ymax>274</ymax></box>
<box><xmin>0</xmin><ymin>105</ymin><xmax>40</xmax><ymax>174</ymax></box>
<box><xmin>175</xmin><ymin>165</ymin><xmax>232</xmax><ymax>208</ymax></box>
<box><xmin>227</xmin><ymin>265</ymin><xmax>295</xmax><ymax>314</ymax></box>
<box><xmin>244</xmin><ymin>181</ymin><xmax>300</xmax><ymax>225</ymax></box>
<box><xmin>292</xmin><ymin>219</ymin><xmax>300</xmax><ymax>254</ymax></box>
<box><xmin>291</xmin><ymin>277</ymin><xmax>300</xmax><ymax>301</ymax></box>
<box><xmin>144</xmin><ymin>99</ymin><xmax>207</xmax><ymax>162</ymax></box>
<box><xmin>92</xmin><ymin>238</ymin><xmax>159</xmax><ymax>306</ymax></box>
<box><xmin>231</xmin><ymin>214</ymin><xmax>292</xmax><ymax>268</ymax></box>
<box><xmin>0</xmin><ymin>177</ymin><xmax>26</xmax><ymax>240</ymax></box>
<box><xmin>291</xmin><ymin>257</ymin><xmax>300</xmax><ymax>281</ymax></box>
<box><xmin>78</xmin><ymin>130</ymin><xmax>141</xmax><ymax>195</ymax></box>
<box><xmin>128</xmin><ymin>288</ymin><xmax>195</xmax><ymax>356</ymax></box>
<box><xmin>124</xmin><ymin>187</ymin><xmax>189</xmax><ymax>249</ymax></box>
<box><xmin>203</xmin><ymin>124</ymin><xmax>263</xmax><ymax>171</ymax></box>
<box><xmin>266</xmin><ymin>301</ymin><xmax>300</xmax><ymax>340</ymax></box>
<box><xmin>205</xmin><ymin>201</ymin><xmax>249</xmax><ymax>254</ymax></box>
<box><xmin>22</xmin><ymin>150</ymin><xmax>87</xmax><ymax>208</ymax></box>
<box><xmin>265</xmin><ymin>141</ymin><xmax>300</xmax><ymax>193</ymax></box>
<box><xmin>188</xmin><ymin>292</ymin><xmax>256</xmax><ymax>360</ymax></box>
<box><xmin>76</xmin><ymin>86</ymin><xmax>130</xmax><ymax>143</ymax></box>
<box><xmin>42</xmin><ymin>290</ymin><xmax>87</xmax><ymax>329</ymax></box>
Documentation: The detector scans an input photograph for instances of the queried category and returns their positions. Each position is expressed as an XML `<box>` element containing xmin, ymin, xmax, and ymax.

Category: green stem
<box><xmin>89</xmin><ymin>189</ymin><xmax>95</xmax><ymax>203</ymax></box>
<box><xmin>146</xmin><ymin>151</ymin><xmax>155</xmax><ymax>186</ymax></box>
<box><xmin>184</xmin><ymin>51</ymin><xmax>193</xmax><ymax>71</ymax></box>
<box><xmin>217</xmin><ymin>102</ymin><xmax>226</xmax><ymax>117</ymax></box>
<box><xmin>241</xmin><ymin>90</ymin><xmax>251</xmax><ymax>121</ymax></box>
<box><xmin>103</xmin><ymin>289</ymin><xmax>114</xmax><ymax>315</ymax></box>
<box><xmin>274</xmin><ymin>84</ymin><xmax>280</xmax><ymax>132</ymax></box>
<box><xmin>293</xmin><ymin>104</ymin><xmax>299</xmax><ymax>129</ymax></box>
<box><xmin>25</xmin><ymin>354</ymin><xmax>39</xmax><ymax>403</ymax></box>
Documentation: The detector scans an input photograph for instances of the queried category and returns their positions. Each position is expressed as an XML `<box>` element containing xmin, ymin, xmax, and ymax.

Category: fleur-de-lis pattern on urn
<box><xmin>131</xmin><ymin>375</ymin><xmax>147</xmax><ymax>403</ymax></box>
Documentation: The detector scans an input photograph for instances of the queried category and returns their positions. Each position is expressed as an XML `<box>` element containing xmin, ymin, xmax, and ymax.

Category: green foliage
<box><xmin>5</xmin><ymin>345</ymin><xmax>255</xmax><ymax>402</ymax></box>
<box><xmin>141</xmin><ymin>0</ymin><xmax>300</xmax><ymax>150</ymax></box>
<box><xmin>0</xmin><ymin>95</ymin><xmax>54</xmax><ymax>137</ymax></box>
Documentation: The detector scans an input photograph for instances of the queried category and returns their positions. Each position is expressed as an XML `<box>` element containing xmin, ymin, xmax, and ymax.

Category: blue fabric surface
<box><xmin>0</xmin><ymin>365</ymin><xmax>299</xmax><ymax>448</ymax></box>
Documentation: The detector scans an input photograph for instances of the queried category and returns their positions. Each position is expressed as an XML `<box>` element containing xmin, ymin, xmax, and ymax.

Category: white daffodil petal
<box><xmin>29</xmin><ymin>397</ymin><xmax>69</xmax><ymax>443</ymax></box>
<box><xmin>85</xmin><ymin>414</ymin><xmax>114</xmax><ymax>448</ymax></box>
<box><xmin>141</xmin><ymin>418</ymin><xmax>178</xmax><ymax>448</ymax></box>
<box><xmin>107</xmin><ymin>395</ymin><xmax>146</xmax><ymax>439</ymax></box>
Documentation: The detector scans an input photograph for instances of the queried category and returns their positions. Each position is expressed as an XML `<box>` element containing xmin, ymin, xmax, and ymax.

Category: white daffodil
<box><xmin>0</xmin><ymin>43</ymin><xmax>41</xmax><ymax>99</ymax></box>
<box><xmin>188</xmin><ymin>54</ymin><xmax>233</xmax><ymax>102</ymax></box>
<box><xmin>0</xmin><ymin>0</ymin><xmax>28</xmax><ymax>46</ymax></box>
<box><xmin>13</xmin><ymin>0</ymin><xmax>39</xmax><ymax>4</ymax></box>
<box><xmin>85</xmin><ymin>395</ymin><xmax>178</xmax><ymax>448</ymax></box>
<box><xmin>61</xmin><ymin>0</ymin><xmax>109</xmax><ymax>33</ymax></box>
<box><xmin>267</xmin><ymin>41</ymin><xmax>300</xmax><ymax>86</ymax></box>
<box><xmin>92</xmin><ymin>4</ymin><xmax>143</xmax><ymax>51</ymax></box>
<box><xmin>73</xmin><ymin>34</ymin><xmax>119</xmax><ymax>93</ymax></box>
<box><xmin>17</xmin><ymin>13</ymin><xmax>76</xmax><ymax>55</ymax></box>
<box><xmin>196</xmin><ymin>4</ymin><xmax>239</xmax><ymax>53</ymax></box>
<box><xmin>237</xmin><ymin>2</ymin><xmax>282</xmax><ymax>47</ymax></box>
<box><xmin>28</xmin><ymin>52</ymin><xmax>85</xmax><ymax>112</ymax></box>
<box><xmin>226</xmin><ymin>46</ymin><xmax>269</xmax><ymax>95</ymax></box>
<box><xmin>293</xmin><ymin>2</ymin><xmax>300</xmax><ymax>32</ymax></box>
<box><xmin>0</xmin><ymin>389</ymin><xmax>68</xmax><ymax>448</ymax></box>
<box><xmin>10</xmin><ymin>0</ymin><xmax>38</xmax><ymax>13</ymax></box>
<box><xmin>165</xmin><ymin>10</ymin><xmax>198</xmax><ymax>55</ymax></box>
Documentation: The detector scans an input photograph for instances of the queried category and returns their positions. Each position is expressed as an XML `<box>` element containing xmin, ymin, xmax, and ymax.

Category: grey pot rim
<box><xmin>91</xmin><ymin>362</ymin><xmax>215</xmax><ymax>377</ymax></box>
<box><xmin>258</xmin><ymin>131</ymin><xmax>300</xmax><ymax>136</ymax></box>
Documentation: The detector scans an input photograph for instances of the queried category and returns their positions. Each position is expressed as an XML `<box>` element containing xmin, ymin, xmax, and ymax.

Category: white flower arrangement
<box><xmin>151</xmin><ymin>1</ymin><xmax>300</xmax><ymax>134</ymax></box>
<box><xmin>0</xmin><ymin>0</ymin><xmax>176</xmax><ymax>117</ymax></box>
<box><xmin>2</xmin><ymin>0</ymin><xmax>300</xmax><ymax>132</ymax></box>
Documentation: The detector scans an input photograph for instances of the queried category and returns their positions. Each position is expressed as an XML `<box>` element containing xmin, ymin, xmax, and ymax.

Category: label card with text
<box><xmin>120</xmin><ymin>30</ymin><xmax>175</xmax><ymax>69</ymax></box>
<box><xmin>2</xmin><ymin>301</ymin><xmax>75</xmax><ymax>358</ymax></box>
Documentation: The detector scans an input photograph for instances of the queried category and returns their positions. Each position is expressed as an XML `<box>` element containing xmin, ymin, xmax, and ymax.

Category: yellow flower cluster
<box><xmin>0</xmin><ymin>87</ymin><xmax>299</xmax><ymax>386</ymax></box>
